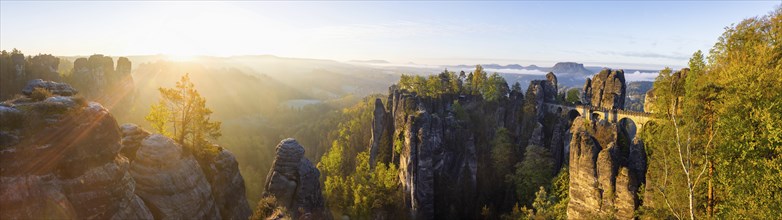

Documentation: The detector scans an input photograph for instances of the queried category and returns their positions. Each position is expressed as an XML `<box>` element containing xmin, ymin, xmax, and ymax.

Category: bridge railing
<box><xmin>544</xmin><ymin>101</ymin><xmax>651</xmax><ymax>117</ymax></box>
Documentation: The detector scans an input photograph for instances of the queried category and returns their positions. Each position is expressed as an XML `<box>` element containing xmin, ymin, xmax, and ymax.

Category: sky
<box><xmin>1</xmin><ymin>1</ymin><xmax>778</xmax><ymax>69</ymax></box>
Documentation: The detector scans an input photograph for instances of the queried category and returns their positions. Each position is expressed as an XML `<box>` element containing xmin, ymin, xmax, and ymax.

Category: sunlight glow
<box><xmin>167</xmin><ymin>54</ymin><xmax>196</xmax><ymax>62</ymax></box>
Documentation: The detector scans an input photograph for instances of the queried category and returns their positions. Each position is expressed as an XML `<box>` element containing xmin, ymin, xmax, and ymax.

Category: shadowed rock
<box><xmin>22</xmin><ymin>79</ymin><xmax>78</xmax><ymax>96</ymax></box>
<box><xmin>263</xmin><ymin>138</ymin><xmax>327</xmax><ymax>219</ymax></box>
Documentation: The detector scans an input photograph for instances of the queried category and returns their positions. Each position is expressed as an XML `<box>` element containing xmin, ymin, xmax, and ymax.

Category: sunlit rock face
<box><xmin>263</xmin><ymin>138</ymin><xmax>328</xmax><ymax>219</ymax></box>
<box><xmin>0</xmin><ymin>82</ymin><xmax>251</xmax><ymax>220</ymax></box>
<box><xmin>130</xmin><ymin>134</ymin><xmax>221</xmax><ymax>219</ymax></box>
<box><xmin>0</xmin><ymin>91</ymin><xmax>152</xmax><ymax>219</ymax></box>
<box><xmin>567</xmin><ymin>118</ymin><xmax>646</xmax><ymax>219</ymax></box>
<box><xmin>121</xmin><ymin>124</ymin><xmax>252</xmax><ymax>220</ymax></box>
<box><xmin>583</xmin><ymin>68</ymin><xmax>627</xmax><ymax>110</ymax></box>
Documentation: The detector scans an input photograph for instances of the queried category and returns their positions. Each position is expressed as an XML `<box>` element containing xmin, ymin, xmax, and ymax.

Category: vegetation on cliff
<box><xmin>641</xmin><ymin>7</ymin><xmax>781</xmax><ymax>219</ymax></box>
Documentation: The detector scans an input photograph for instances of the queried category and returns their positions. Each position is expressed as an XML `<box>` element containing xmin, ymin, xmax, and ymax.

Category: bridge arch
<box><xmin>567</xmin><ymin>109</ymin><xmax>581</xmax><ymax>122</ymax></box>
<box><xmin>590</xmin><ymin>111</ymin><xmax>605</xmax><ymax>122</ymax></box>
<box><xmin>618</xmin><ymin>117</ymin><xmax>638</xmax><ymax>141</ymax></box>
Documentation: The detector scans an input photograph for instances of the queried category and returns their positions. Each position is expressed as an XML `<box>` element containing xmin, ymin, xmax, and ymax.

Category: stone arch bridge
<box><xmin>544</xmin><ymin>103</ymin><xmax>653</xmax><ymax>131</ymax></box>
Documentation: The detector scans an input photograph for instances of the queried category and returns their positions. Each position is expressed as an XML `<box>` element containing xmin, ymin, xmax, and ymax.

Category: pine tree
<box><xmin>145</xmin><ymin>73</ymin><xmax>222</xmax><ymax>157</ymax></box>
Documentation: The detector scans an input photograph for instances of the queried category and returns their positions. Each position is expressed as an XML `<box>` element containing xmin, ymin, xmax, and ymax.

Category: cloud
<box><xmin>624</xmin><ymin>71</ymin><xmax>658</xmax><ymax>82</ymax></box>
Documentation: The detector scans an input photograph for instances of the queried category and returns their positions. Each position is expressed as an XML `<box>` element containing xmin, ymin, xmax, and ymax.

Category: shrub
<box><xmin>30</xmin><ymin>87</ymin><xmax>53</xmax><ymax>101</ymax></box>
<box><xmin>251</xmin><ymin>196</ymin><xmax>289</xmax><ymax>220</ymax></box>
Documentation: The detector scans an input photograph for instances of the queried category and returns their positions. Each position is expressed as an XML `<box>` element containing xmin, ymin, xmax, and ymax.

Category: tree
<box><xmin>471</xmin><ymin>65</ymin><xmax>487</xmax><ymax>95</ymax></box>
<box><xmin>483</xmin><ymin>73</ymin><xmax>509</xmax><ymax>102</ymax></box>
<box><xmin>145</xmin><ymin>73</ymin><xmax>222</xmax><ymax>157</ymax></box>
<box><xmin>565</xmin><ymin>88</ymin><xmax>580</xmax><ymax>104</ymax></box>
<box><xmin>511</xmin><ymin>82</ymin><xmax>522</xmax><ymax>93</ymax></box>
<box><xmin>706</xmin><ymin>7</ymin><xmax>782</xmax><ymax>219</ymax></box>
<box><xmin>506</xmin><ymin>145</ymin><xmax>555</xmax><ymax>206</ymax></box>
<box><xmin>491</xmin><ymin>128</ymin><xmax>515</xmax><ymax>179</ymax></box>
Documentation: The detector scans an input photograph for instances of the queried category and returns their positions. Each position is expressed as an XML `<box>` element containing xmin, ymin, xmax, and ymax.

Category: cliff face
<box><xmin>71</xmin><ymin>55</ymin><xmax>135</xmax><ymax>108</ymax></box>
<box><xmin>583</xmin><ymin>68</ymin><xmax>627</xmax><ymax>110</ymax></box>
<box><xmin>368</xmin><ymin>72</ymin><xmax>571</xmax><ymax>218</ymax></box>
<box><xmin>0</xmin><ymin>81</ymin><xmax>250</xmax><ymax>220</ymax></box>
<box><xmin>567</xmin><ymin>118</ymin><xmax>647</xmax><ymax>219</ymax></box>
<box><xmin>263</xmin><ymin>138</ymin><xmax>327</xmax><ymax>219</ymax></box>
<box><xmin>367</xmin><ymin>71</ymin><xmax>646</xmax><ymax>218</ymax></box>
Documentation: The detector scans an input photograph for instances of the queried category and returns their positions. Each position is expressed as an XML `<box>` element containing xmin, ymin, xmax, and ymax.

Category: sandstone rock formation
<box><xmin>130</xmin><ymin>134</ymin><xmax>221</xmax><ymax>219</ymax></box>
<box><xmin>567</xmin><ymin>118</ymin><xmax>646</xmax><ymax>219</ymax></box>
<box><xmin>0</xmin><ymin>83</ymin><xmax>250</xmax><ymax>220</ymax></box>
<box><xmin>583</xmin><ymin>68</ymin><xmax>626</xmax><ymax>110</ymax></box>
<box><xmin>203</xmin><ymin>149</ymin><xmax>253</xmax><ymax>220</ymax></box>
<box><xmin>22</xmin><ymin>79</ymin><xmax>78</xmax><ymax>96</ymax></box>
<box><xmin>263</xmin><ymin>138</ymin><xmax>327</xmax><ymax>219</ymax></box>
<box><xmin>71</xmin><ymin>54</ymin><xmax>133</xmax><ymax>98</ymax></box>
<box><xmin>0</xmin><ymin>92</ymin><xmax>153</xmax><ymax>219</ymax></box>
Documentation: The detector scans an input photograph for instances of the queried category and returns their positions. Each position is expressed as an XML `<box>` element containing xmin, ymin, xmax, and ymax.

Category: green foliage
<box><xmin>145</xmin><ymin>73</ymin><xmax>222</xmax><ymax>159</ymax></box>
<box><xmin>396</xmin><ymin>65</ymin><xmax>510</xmax><ymax>102</ymax></box>
<box><xmin>30</xmin><ymin>87</ymin><xmax>52</xmax><ymax>101</ymax></box>
<box><xmin>251</xmin><ymin>196</ymin><xmax>289</xmax><ymax>220</ymax></box>
<box><xmin>321</xmin><ymin>151</ymin><xmax>402</xmax><ymax>218</ymax></box>
<box><xmin>707</xmin><ymin>7</ymin><xmax>782</xmax><ymax>219</ymax></box>
<box><xmin>640</xmin><ymin>7</ymin><xmax>782</xmax><ymax>219</ymax></box>
<box><xmin>491</xmin><ymin>127</ymin><xmax>516</xmax><ymax>179</ymax></box>
<box><xmin>512</xmin><ymin>82</ymin><xmax>522</xmax><ymax>93</ymax></box>
<box><xmin>506</xmin><ymin>145</ymin><xmax>556</xmax><ymax>206</ymax></box>
<box><xmin>565</xmin><ymin>88</ymin><xmax>580</xmax><ymax>104</ymax></box>
<box><xmin>317</xmin><ymin>98</ymin><xmax>403</xmax><ymax>218</ymax></box>
<box><xmin>483</xmin><ymin>73</ymin><xmax>510</xmax><ymax>102</ymax></box>
<box><xmin>452</xmin><ymin>100</ymin><xmax>469</xmax><ymax>121</ymax></box>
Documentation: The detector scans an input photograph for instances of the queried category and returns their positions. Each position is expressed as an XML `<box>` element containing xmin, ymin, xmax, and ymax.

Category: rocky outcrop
<box><xmin>567</xmin><ymin>118</ymin><xmax>646</xmax><ymax>219</ymax></box>
<box><xmin>583</xmin><ymin>68</ymin><xmax>626</xmax><ymax>110</ymax></box>
<box><xmin>130</xmin><ymin>134</ymin><xmax>221</xmax><ymax>219</ymax></box>
<box><xmin>70</xmin><ymin>55</ymin><xmax>134</xmax><ymax>104</ymax></box>
<box><xmin>263</xmin><ymin>138</ymin><xmax>327</xmax><ymax>219</ymax></box>
<box><xmin>119</xmin><ymin>123</ymin><xmax>150</xmax><ymax>161</ymax></box>
<box><xmin>0</xmin><ymin>91</ymin><xmax>153</xmax><ymax>219</ymax></box>
<box><xmin>0</xmin><ymin>83</ymin><xmax>251</xmax><ymax>220</ymax></box>
<box><xmin>203</xmin><ymin>149</ymin><xmax>253</xmax><ymax>220</ymax></box>
<box><xmin>22</xmin><ymin>79</ymin><xmax>78</xmax><ymax>96</ymax></box>
<box><xmin>369</xmin><ymin>98</ymin><xmax>392</xmax><ymax>168</ymax></box>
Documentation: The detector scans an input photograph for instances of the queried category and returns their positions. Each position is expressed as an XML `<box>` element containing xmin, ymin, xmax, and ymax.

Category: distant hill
<box><xmin>549</xmin><ymin>62</ymin><xmax>592</xmax><ymax>76</ymax></box>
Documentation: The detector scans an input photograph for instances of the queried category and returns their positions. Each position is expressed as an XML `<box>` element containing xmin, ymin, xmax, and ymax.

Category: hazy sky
<box><xmin>1</xmin><ymin>1</ymin><xmax>778</xmax><ymax>69</ymax></box>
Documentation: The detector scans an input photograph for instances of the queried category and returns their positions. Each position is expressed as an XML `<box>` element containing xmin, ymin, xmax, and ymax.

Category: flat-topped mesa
<box><xmin>263</xmin><ymin>138</ymin><xmax>328</xmax><ymax>219</ymax></box>
<box><xmin>583</xmin><ymin>68</ymin><xmax>627</xmax><ymax>110</ymax></box>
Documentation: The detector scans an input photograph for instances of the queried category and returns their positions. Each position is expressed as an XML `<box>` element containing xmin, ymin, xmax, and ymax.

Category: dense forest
<box><xmin>0</xmin><ymin>4</ymin><xmax>779</xmax><ymax>220</ymax></box>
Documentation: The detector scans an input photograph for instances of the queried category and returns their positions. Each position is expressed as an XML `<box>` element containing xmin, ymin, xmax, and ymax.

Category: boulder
<box><xmin>119</xmin><ymin>123</ymin><xmax>150</xmax><ymax>161</ymax></box>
